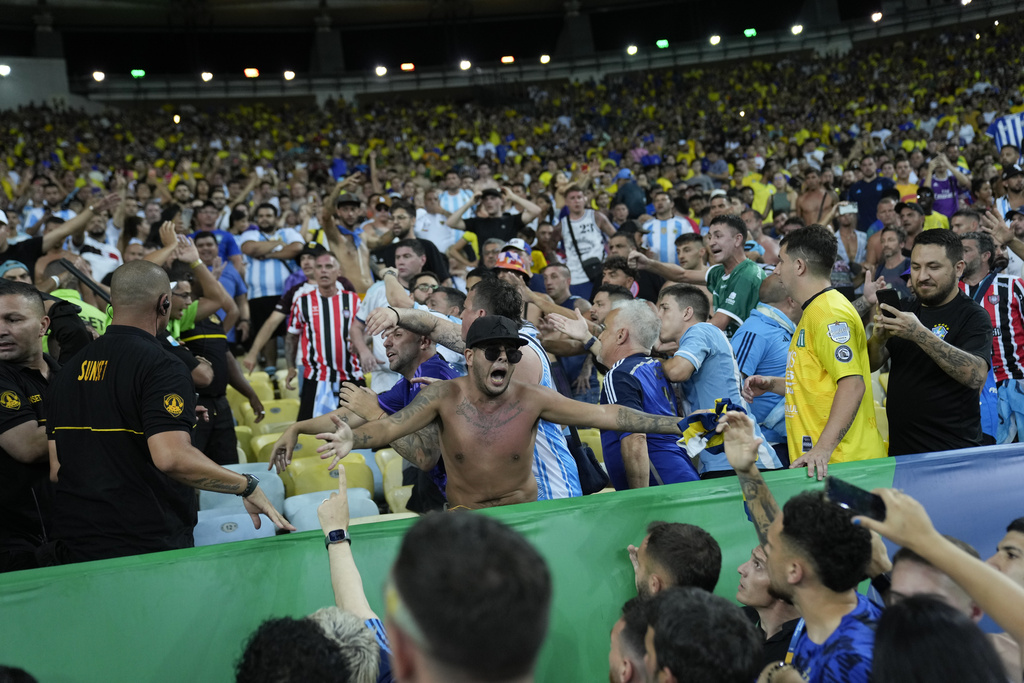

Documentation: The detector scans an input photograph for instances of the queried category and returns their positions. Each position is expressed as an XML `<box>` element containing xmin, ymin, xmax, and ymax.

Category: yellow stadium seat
<box><xmin>242</xmin><ymin>398</ymin><xmax>300</xmax><ymax>435</ymax></box>
<box><xmin>236</xmin><ymin>446</ymin><xmax>247</xmax><ymax>463</ymax></box>
<box><xmin>256</xmin><ymin>433</ymin><xmax>323</xmax><ymax>464</ymax></box>
<box><xmin>235</xmin><ymin>425</ymin><xmax>253</xmax><ymax>461</ymax></box>
<box><xmin>375</xmin><ymin>448</ymin><xmax>405</xmax><ymax>493</ymax></box>
<box><xmin>385</xmin><ymin>485</ymin><xmax>414</xmax><ymax>514</ymax></box>
<box><xmin>274</xmin><ymin>369</ymin><xmax>300</xmax><ymax>400</ymax></box>
<box><xmin>280</xmin><ymin>456</ymin><xmax>374</xmax><ymax>497</ymax></box>
<box><xmin>875</xmin><ymin>403</ymin><xmax>889</xmax><ymax>443</ymax></box>
<box><xmin>878</xmin><ymin>372</ymin><xmax>889</xmax><ymax>393</ymax></box>
<box><xmin>577</xmin><ymin>428</ymin><xmax>603</xmax><ymax>463</ymax></box>
<box><xmin>250</xmin><ymin>432</ymin><xmax>284</xmax><ymax>463</ymax></box>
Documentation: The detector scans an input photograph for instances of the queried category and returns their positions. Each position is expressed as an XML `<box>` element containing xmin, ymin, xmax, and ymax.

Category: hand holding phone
<box><xmin>825</xmin><ymin>476</ymin><xmax>886</xmax><ymax>521</ymax></box>
<box><xmin>876</xmin><ymin>288</ymin><xmax>900</xmax><ymax>318</ymax></box>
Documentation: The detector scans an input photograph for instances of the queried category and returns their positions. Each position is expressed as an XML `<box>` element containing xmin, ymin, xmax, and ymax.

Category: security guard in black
<box><xmin>46</xmin><ymin>325</ymin><xmax>199</xmax><ymax>563</ymax></box>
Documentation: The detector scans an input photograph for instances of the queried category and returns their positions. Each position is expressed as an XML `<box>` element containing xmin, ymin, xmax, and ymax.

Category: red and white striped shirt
<box><xmin>960</xmin><ymin>273</ymin><xmax>1024</xmax><ymax>382</ymax></box>
<box><xmin>288</xmin><ymin>288</ymin><xmax>362</xmax><ymax>382</ymax></box>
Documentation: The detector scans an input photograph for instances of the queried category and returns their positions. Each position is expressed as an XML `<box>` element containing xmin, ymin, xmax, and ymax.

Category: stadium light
<box><xmin>0</xmin><ymin>65</ymin><xmax>10</xmax><ymax>77</ymax></box>
<box><xmin>656</xmin><ymin>39</ymin><xmax>669</xmax><ymax>49</ymax></box>
<box><xmin>626</xmin><ymin>45</ymin><xmax>638</xmax><ymax>55</ymax></box>
<box><xmin>995</xmin><ymin>20</ymin><xmax>1000</xmax><ymax>25</ymax></box>
<box><xmin>400</xmin><ymin>63</ymin><xmax>415</xmax><ymax>71</ymax></box>
<box><xmin>871</xmin><ymin>12</ymin><xmax>882</xmax><ymax>22</ymax></box>
<box><xmin>791</xmin><ymin>24</ymin><xmax>803</xmax><ymax>35</ymax></box>
<box><xmin>459</xmin><ymin>60</ymin><xmax>472</xmax><ymax>70</ymax></box>
<box><xmin>501</xmin><ymin>55</ymin><xmax>514</xmax><ymax>64</ymax></box>
<box><xmin>540</xmin><ymin>54</ymin><xmax>551</xmax><ymax>64</ymax></box>
<box><xmin>92</xmin><ymin>71</ymin><xmax>105</xmax><ymax>82</ymax></box>
<box><xmin>975</xmin><ymin>33</ymin><xmax>981</xmax><ymax>39</ymax></box>
<box><xmin>375</xmin><ymin>66</ymin><xmax>387</xmax><ymax>76</ymax></box>
<box><xmin>961</xmin><ymin>0</ymin><xmax>971</xmax><ymax>4</ymax></box>
<box><xmin>243</xmin><ymin>68</ymin><xmax>259</xmax><ymax>78</ymax></box>
<box><xmin>739</xmin><ymin>110</ymin><xmax>745</xmax><ymax>117</ymax></box>
<box><xmin>283</xmin><ymin>70</ymin><xmax>295</xmax><ymax>80</ymax></box>
<box><xmin>743</xmin><ymin>28</ymin><xmax>757</xmax><ymax>38</ymax></box>
<box><xmin>201</xmin><ymin>72</ymin><xmax>213</xmax><ymax>82</ymax></box>
<box><xmin>709</xmin><ymin>35</ymin><xmax>721</xmax><ymax>46</ymax></box>
<box><xmin>173</xmin><ymin>114</ymin><xmax>180</xmax><ymax>124</ymax></box>
<box><xmin>130</xmin><ymin>69</ymin><xmax>145</xmax><ymax>79</ymax></box>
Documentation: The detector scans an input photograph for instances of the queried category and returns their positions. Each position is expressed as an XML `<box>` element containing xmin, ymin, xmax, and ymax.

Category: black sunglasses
<box><xmin>480</xmin><ymin>345</ymin><xmax>523</xmax><ymax>364</ymax></box>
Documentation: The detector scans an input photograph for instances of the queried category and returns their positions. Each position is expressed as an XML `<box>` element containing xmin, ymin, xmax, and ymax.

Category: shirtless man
<box><xmin>794</xmin><ymin>169</ymin><xmax>837</xmax><ymax>226</ymax></box>
<box><xmin>316</xmin><ymin>316</ymin><xmax>687</xmax><ymax>509</ymax></box>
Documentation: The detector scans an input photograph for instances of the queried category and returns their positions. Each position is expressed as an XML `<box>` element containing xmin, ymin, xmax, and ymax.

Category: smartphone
<box><xmin>838</xmin><ymin>203</ymin><xmax>858</xmax><ymax>216</ymax></box>
<box><xmin>825</xmin><ymin>476</ymin><xmax>886</xmax><ymax>521</ymax></box>
<box><xmin>876</xmin><ymin>288</ymin><xmax>900</xmax><ymax>318</ymax></box>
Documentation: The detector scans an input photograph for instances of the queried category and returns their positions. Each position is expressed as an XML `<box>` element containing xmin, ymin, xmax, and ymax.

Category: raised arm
<box><xmin>628</xmin><ymin>250</ymin><xmax>706</xmax><ymax>284</ymax></box>
<box><xmin>43</xmin><ymin>193</ymin><xmax>120</xmax><ymax>252</ymax></box>
<box><xmin>381</xmin><ymin>269</ymin><xmax>415</xmax><ymax>309</ymax></box>
<box><xmin>317</xmin><ymin>467</ymin><xmax>377</xmax><ymax>619</ymax></box>
<box><xmin>718</xmin><ymin>410</ymin><xmax>781</xmax><ymax>547</ymax></box>
<box><xmin>364</xmin><ymin>305</ymin><xmax>466</xmax><ymax>353</ymax></box>
<box><xmin>532</xmin><ymin>384</ymin><xmax>683</xmax><ymax>435</ymax></box>
<box><xmin>445</xmin><ymin>195</ymin><xmax>479</xmax><ymax>231</ymax></box>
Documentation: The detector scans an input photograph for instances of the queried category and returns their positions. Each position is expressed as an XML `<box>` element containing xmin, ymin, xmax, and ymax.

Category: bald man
<box><xmin>45</xmin><ymin>261</ymin><xmax>292</xmax><ymax>564</ymax></box>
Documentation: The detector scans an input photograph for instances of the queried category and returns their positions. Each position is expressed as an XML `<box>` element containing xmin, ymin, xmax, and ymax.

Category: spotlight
<box><xmin>0</xmin><ymin>65</ymin><xmax>10</xmax><ymax>77</ymax></box>
<box><xmin>656</xmin><ymin>39</ymin><xmax>669</xmax><ymax>49</ymax></box>
<box><xmin>201</xmin><ymin>72</ymin><xmax>213</xmax><ymax>82</ymax></box>
<box><xmin>501</xmin><ymin>55</ymin><xmax>515</xmax><ymax>64</ymax></box>
<box><xmin>375</xmin><ymin>66</ymin><xmax>387</xmax><ymax>77</ymax></box>
<box><xmin>400</xmin><ymin>63</ymin><xmax>415</xmax><ymax>71</ymax></box>
<box><xmin>173</xmin><ymin>114</ymin><xmax>180</xmax><ymax>124</ymax></box>
<box><xmin>961</xmin><ymin>0</ymin><xmax>972</xmax><ymax>5</ymax></box>
<box><xmin>243</xmin><ymin>68</ymin><xmax>259</xmax><ymax>78</ymax></box>
<box><xmin>626</xmin><ymin>45</ymin><xmax>638</xmax><ymax>55</ymax></box>
<box><xmin>459</xmin><ymin>60</ymin><xmax>472</xmax><ymax>70</ymax></box>
<box><xmin>283</xmin><ymin>70</ymin><xmax>295</xmax><ymax>80</ymax></box>
<box><xmin>791</xmin><ymin>24</ymin><xmax>803</xmax><ymax>35</ymax></box>
<box><xmin>871</xmin><ymin>12</ymin><xmax>882</xmax><ymax>22</ymax></box>
<box><xmin>710</xmin><ymin>35</ymin><xmax>721</xmax><ymax>46</ymax></box>
<box><xmin>130</xmin><ymin>69</ymin><xmax>146</xmax><ymax>79</ymax></box>
<box><xmin>743</xmin><ymin>28</ymin><xmax>757</xmax><ymax>38</ymax></box>
<box><xmin>740</xmin><ymin>110</ymin><xmax>745</xmax><ymax>117</ymax></box>
<box><xmin>92</xmin><ymin>71</ymin><xmax>105</xmax><ymax>82</ymax></box>
<box><xmin>976</xmin><ymin>33</ymin><xmax>981</xmax><ymax>39</ymax></box>
<box><xmin>540</xmin><ymin>54</ymin><xmax>551</xmax><ymax>64</ymax></box>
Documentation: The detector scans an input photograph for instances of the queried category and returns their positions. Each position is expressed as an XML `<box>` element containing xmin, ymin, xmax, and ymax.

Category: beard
<box><xmin>766</xmin><ymin>580</ymin><xmax>794</xmax><ymax>604</ymax></box>
<box><xmin>912</xmin><ymin>277</ymin><xmax>958</xmax><ymax>306</ymax></box>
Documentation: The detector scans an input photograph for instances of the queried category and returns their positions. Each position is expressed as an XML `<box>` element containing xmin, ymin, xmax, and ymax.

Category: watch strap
<box><xmin>324</xmin><ymin>528</ymin><xmax>351</xmax><ymax>548</ymax></box>
<box><xmin>237</xmin><ymin>473</ymin><xmax>260</xmax><ymax>498</ymax></box>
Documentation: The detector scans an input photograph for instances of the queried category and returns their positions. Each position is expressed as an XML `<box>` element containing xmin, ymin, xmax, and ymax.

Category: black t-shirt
<box><xmin>885</xmin><ymin>291</ymin><xmax>993</xmax><ymax>456</ymax></box>
<box><xmin>0</xmin><ymin>237</ymin><xmax>44</xmax><ymax>281</ymax></box>
<box><xmin>0</xmin><ymin>355</ymin><xmax>59</xmax><ymax>550</ymax></box>
<box><xmin>636</xmin><ymin>270</ymin><xmax>666</xmax><ymax>302</ymax></box>
<box><xmin>742</xmin><ymin>607</ymin><xmax>801</xmax><ymax>670</ymax></box>
<box><xmin>47</xmin><ymin>325</ymin><xmax>198</xmax><ymax>562</ymax></box>
<box><xmin>181</xmin><ymin>315</ymin><xmax>230</xmax><ymax>398</ymax></box>
<box><xmin>371</xmin><ymin>239</ymin><xmax>451</xmax><ymax>282</ymax></box>
<box><xmin>463</xmin><ymin>214</ymin><xmax>525</xmax><ymax>245</ymax></box>
<box><xmin>158</xmin><ymin>328</ymin><xmax>201</xmax><ymax>374</ymax></box>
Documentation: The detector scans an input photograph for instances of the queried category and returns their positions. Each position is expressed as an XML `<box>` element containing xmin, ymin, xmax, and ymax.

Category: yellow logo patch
<box><xmin>163</xmin><ymin>394</ymin><xmax>184</xmax><ymax>417</ymax></box>
<box><xmin>0</xmin><ymin>391</ymin><xmax>20</xmax><ymax>410</ymax></box>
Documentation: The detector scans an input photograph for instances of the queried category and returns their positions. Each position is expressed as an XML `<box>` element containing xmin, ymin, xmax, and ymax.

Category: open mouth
<box><xmin>489</xmin><ymin>367</ymin><xmax>508</xmax><ymax>386</ymax></box>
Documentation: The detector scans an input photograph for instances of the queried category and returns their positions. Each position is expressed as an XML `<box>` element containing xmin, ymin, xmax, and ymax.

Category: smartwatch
<box><xmin>324</xmin><ymin>528</ymin><xmax>351</xmax><ymax>548</ymax></box>
<box><xmin>237</xmin><ymin>473</ymin><xmax>259</xmax><ymax>498</ymax></box>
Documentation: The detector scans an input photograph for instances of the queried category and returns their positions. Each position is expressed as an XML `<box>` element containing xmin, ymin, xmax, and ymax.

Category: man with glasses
<box><xmin>317</xmin><ymin>315</ymin><xmax>689</xmax><ymax>510</ymax></box>
<box><xmin>370</xmin><ymin>199</ymin><xmax>450</xmax><ymax>283</ymax></box>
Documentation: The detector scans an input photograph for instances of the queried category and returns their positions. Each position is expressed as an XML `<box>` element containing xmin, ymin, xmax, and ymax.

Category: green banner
<box><xmin>0</xmin><ymin>460</ymin><xmax>894</xmax><ymax>682</ymax></box>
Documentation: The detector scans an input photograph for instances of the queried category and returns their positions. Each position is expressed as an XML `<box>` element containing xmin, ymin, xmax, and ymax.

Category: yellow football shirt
<box><xmin>923</xmin><ymin>213</ymin><xmax>949</xmax><ymax>231</ymax></box>
<box><xmin>785</xmin><ymin>289</ymin><xmax>886</xmax><ymax>462</ymax></box>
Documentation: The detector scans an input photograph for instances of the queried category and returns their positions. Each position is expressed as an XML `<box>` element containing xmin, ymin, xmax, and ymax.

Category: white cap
<box><xmin>0</xmin><ymin>210</ymin><xmax>7</xmax><ymax>226</ymax></box>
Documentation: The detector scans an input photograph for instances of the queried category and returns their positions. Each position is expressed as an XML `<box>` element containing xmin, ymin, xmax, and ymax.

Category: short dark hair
<box><xmin>675</xmin><ymin>232</ymin><xmax>704</xmax><ymax>247</ymax></box>
<box><xmin>593</xmin><ymin>283</ymin><xmax>633</xmax><ymax>302</ymax></box>
<box><xmin>0</xmin><ymin>665</ymin><xmax>38</xmax><ymax>683</ymax></box>
<box><xmin>410</xmin><ymin>271</ymin><xmax>439</xmax><ymax>288</ymax></box>
<box><xmin>603</xmin><ymin>256</ymin><xmax>637</xmax><ymax>279</ymax></box>
<box><xmin>391</xmin><ymin>199</ymin><xmax>415</xmax><ymax>216</ymax></box>
<box><xmin>960</xmin><ymin>232</ymin><xmax>995</xmax><ymax>270</ymax></box>
<box><xmin>914</xmin><ymin>228</ymin><xmax>963</xmax><ymax>265</ymax></box>
<box><xmin>881</xmin><ymin>224</ymin><xmax>907</xmax><ymax>244</ymax></box>
<box><xmin>873</xmin><ymin>596</ymin><xmax>1006</xmax><ymax>683</ymax></box>
<box><xmin>0</xmin><ymin>279</ymin><xmax>45</xmax><ymax>316</ymax></box>
<box><xmin>893</xmin><ymin>535</ymin><xmax>980</xmax><ymax>571</ymax></box>
<box><xmin>192</xmin><ymin>230</ymin><xmax>217</xmax><ymax>244</ymax></box>
<box><xmin>395</xmin><ymin>238</ymin><xmax>425</xmax><ymax>258</ymax></box>
<box><xmin>647</xmin><ymin>587</ymin><xmax>761</xmax><ymax>682</ymax></box>
<box><xmin>392</xmin><ymin>513</ymin><xmax>551</xmax><ymax>680</ymax></box>
<box><xmin>432</xmin><ymin>286</ymin><xmax>466</xmax><ymax>314</ymax></box>
<box><xmin>235</xmin><ymin>617</ymin><xmax>352</xmax><ymax>683</ymax></box>
<box><xmin>780</xmin><ymin>491</ymin><xmax>873</xmax><ymax>593</ymax></box>
<box><xmin>659</xmin><ymin>284</ymin><xmax>710</xmax><ymax>323</ymax></box>
<box><xmin>469</xmin><ymin>277</ymin><xmax>523</xmax><ymax>323</ymax></box>
<box><xmin>708</xmin><ymin>214</ymin><xmax>747</xmax><ymax>238</ymax></box>
<box><xmin>780</xmin><ymin>225</ymin><xmax>838</xmax><ymax>278</ymax></box>
<box><xmin>952</xmin><ymin>209</ymin><xmax>981</xmax><ymax>228</ymax></box>
<box><xmin>465</xmin><ymin>267</ymin><xmax>497</xmax><ymax>283</ymax></box>
<box><xmin>646</xmin><ymin>521</ymin><xmax>722</xmax><ymax>592</ymax></box>
<box><xmin>782</xmin><ymin>215</ymin><xmax>807</xmax><ymax>230</ymax></box>
<box><xmin>565</xmin><ymin>184</ymin><xmax>585</xmax><ymax>196</ymax></box>
<box><xmin>618</xmin><ymin>597</ymin><xmax>649</xmax><ymax>662</ymax></box>
<box><xmin>255</xmin><ymin>202</ymin><xmax>278</xmax><ymax>217</ymax></box>
<box><xmin>1007</xmin><ymin>517</ymin><xmax>1024</xmax><ymax>535</ymax></box>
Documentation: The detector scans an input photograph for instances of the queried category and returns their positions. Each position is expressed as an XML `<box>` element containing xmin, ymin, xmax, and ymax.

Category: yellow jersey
<box><xmin>923</xmin><ymin>213</ymin><xmax>949</xmax><ymax>231</ymax></box>
<box><xmin>785</xmin><ymin>289</ymin><xmax>886</xmax><ymax>462</ymax></box>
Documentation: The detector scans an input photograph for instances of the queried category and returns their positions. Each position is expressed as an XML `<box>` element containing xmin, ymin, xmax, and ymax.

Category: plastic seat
<box><xmin>875</xmin><ymin>403</ymin><xmax>889</xmax><ymax>442</ymax></box>
<box><xmin>256</xmin><ymin>433</ymin><xmax>324</xmax><ymax>464</ymax></box>
<box><xmin>376</xmin><ymin>448</ymin><xmax>405</xmax><ymax>493</ymax></box>
<box><xmin>274</xmin><ymin>369</ymin><xmax>300</xmax><ymax>400</ymax></box>
<box><xmin>242</xmin><ymin>398</ymin><xmax>300</xmax><ymax>435</ymax></box>
<box><xmin>280</xmin><ymin>456</ymin><xmax>374</xmax><ymax>497</ymax></box>
<box><xmin>577</xmin><ymin>428</ymin><xmax>603</xmax><ymax>463</ymax></box>
<box><xmin>235</xmin><ymin>425</ymin><xmax>253</xmax><ymax>461</ymax></box>
<box><xmin>353</xmin><ymin>448</ymin><xmax>383</xmax><ymax>497</ymax></box>
<box><xmin>385</xmin><ymin>485</ymin><xmax>414</xmax><ymax>514</ymax></box>
<box><xmin>250</xmin><ymin>432</ymin><xmax>285</xmax><ymax>463</ymax></box>
<box><xmin>282</xmin><ymin>489</ymin><xmax>379</xmax><ymax>532</ymax></box>
<box><xmin>199</xmin><ymin>463</ymin><xmax>285</xmax><ymax>513</ymax></box>
<box><xmin>878</xmin><ymin>372</ymin><xmax>889</xmax><ymax>394</ymax></box>
<box><xmin>193</xmin><ymin>510</ymin><xmax>277</xmax><ymax>546</ymax></box>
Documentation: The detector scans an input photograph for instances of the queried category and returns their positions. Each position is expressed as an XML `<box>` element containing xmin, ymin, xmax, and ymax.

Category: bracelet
<box><xmin>583</xmin><ymin>336</ymin><xmax>598</xmax><ymax>351</ymax></box>
<box><xmin>189</xmin><ymin>259</ymin><xmax>202</xmax><ymax>269</ymax></box>
<box><xmin>51</xmin><ymin>275</ymin><xmax>61</xmax><ymax>288</ymax></box>
<box><xmin>388</xmin><ymin>306</ymin><xmax>401</xmax><ymax>326</ymax></box>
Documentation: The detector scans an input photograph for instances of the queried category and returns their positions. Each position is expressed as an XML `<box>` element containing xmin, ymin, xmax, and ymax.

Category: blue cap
<box><xmin>615</xmin><ymin>169</ymin><xmax>633</xmax><ymax>181</ymax></box>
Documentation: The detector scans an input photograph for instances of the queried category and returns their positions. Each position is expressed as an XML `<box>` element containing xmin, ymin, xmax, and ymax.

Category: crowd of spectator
<box><xmin>2</xmin><ymin>13</ymin><xmax>1024</xmax><ymax>683</ymax></box>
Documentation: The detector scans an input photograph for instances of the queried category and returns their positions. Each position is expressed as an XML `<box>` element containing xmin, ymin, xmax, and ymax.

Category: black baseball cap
<box><xmin>300</xmin><ymin>242</ymin><xmax>329</xmax><ymax>259</ymax></box>
<box><xmin>480</xmin><ymin>188</ymin><xmax>503</xmax><ymax>199</ymax></box>
<box><xmin>335</xmin><ymin>193</ymin><xmax>360</xmax><ymax>206</ymax></box>
<box><xmin>466</xmin><ymin>316</ymin><xmax>527</xmax><ymax>349</ymax></box>
<box><xmin>1005</xmin><ymin>209</ymin><xmax>1024</xmax><ymax>222</ymax></box>
<box><xmin>1003</xmin><ymin>167</ymin><xmax>1023</xmax><ymax>181</ymax></box>
<box><xmin>895</xmin><ymin>202</ymin><xmax>925</xmax><ymax>215</ymax></box>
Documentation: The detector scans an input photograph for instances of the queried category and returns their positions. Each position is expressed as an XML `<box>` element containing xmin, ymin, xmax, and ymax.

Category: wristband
<box><xmin>189</xmin><ymin>260</ymin><xmax>202</xmax><ymax>269</ymax></box>
<box><xmin>237</xmin><ymin>473</ymin><xmax>260</xmax><ymax>498</ymax></box>
<box><xmin>583</xmin><ymin>336</ymin><xmax>598</xmax><ymax>351</ymax></box>
<box><xmin>51</xmin><ymin>275</ymin><xmax>61</xmax><ymax>288</ymax></box>
<box><xmin>324</xmin><ymin>528</ymin><xmax>351</xmax><ymax>548</ymax></box>
<box><xmin>388</xmin><ymin>306</ymin><xmax>401</xmax><ymax>326</ymax></box>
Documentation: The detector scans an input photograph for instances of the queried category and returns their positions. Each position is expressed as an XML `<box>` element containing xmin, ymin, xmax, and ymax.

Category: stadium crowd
<box><xmin>3</xmin><ymin>14</ymin><xmax>1024</xmax><ymax>683</ymax></box>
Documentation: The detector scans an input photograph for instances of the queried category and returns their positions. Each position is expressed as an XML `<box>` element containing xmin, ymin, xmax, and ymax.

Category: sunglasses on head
<box><xmin>479</xmin><ymin>345</ymin><xmax>523</xmax><ymax>364</ymax></box>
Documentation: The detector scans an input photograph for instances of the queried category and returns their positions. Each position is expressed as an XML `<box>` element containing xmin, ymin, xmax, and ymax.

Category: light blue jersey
<box><xmin>674</xmin><ymin>322</ymin><xmax>781</xmax><ymax>473</ymax></box>
<box><xmin>645</xmin><ymin>217</ymin><xmax>694</xmax><ymax>265</ymax></box>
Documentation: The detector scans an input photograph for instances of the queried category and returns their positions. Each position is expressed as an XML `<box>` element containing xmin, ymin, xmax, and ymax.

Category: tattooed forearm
<box><xmin>284</xmin><ymin>333</ymin><xmax>298</xmax><ymax>370</ymax></box>
<box><xmin>184</xmin><ymin>477</ymin><xmax>243</xmax><ymax>493</ymax></box>
<box><xmin>737</xmin><ymin>471</ymin><xmax>780</xmax><ymax>547</ymax></box>
<box><xmin>392</xmin><ymin>421</ymin><xmax>442</xmax><ymax>470</ymax></box>
<box><xmin>852</xmin><ymin>296</ymin><xmax>872</xmax><ymax>318</ymax></box>
<box><xmin>399</xmin><ymin>310</ymin><xmax>467</xmax><ymax>354</ymax></box>
<box><xmin>613</xmin><ymin>407</ymin><xmax>682</xmax><ymax>435</ymax></box>
<box><xmin>913</xmin><ymin>329</ymin><xmax>988</xmax><ymax>390</ymax></box>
